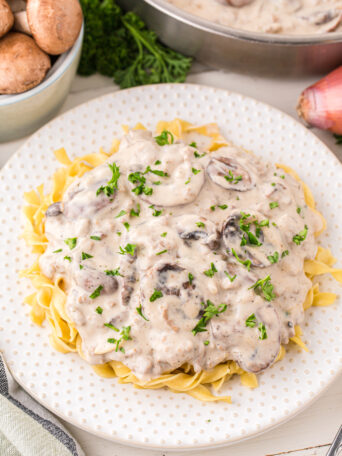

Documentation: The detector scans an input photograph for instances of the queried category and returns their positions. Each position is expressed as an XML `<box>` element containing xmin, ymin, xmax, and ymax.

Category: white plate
<box><xmin>0</xmin><ymin>84</ymin><xmax>341</xmax><ymax>450</ymax></box>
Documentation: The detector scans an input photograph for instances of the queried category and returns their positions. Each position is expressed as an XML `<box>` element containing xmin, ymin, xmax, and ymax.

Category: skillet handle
<box><xmin>326</xmin><ymin>425</ymin><xmax>342</xmax><ymax>456</ymax></box>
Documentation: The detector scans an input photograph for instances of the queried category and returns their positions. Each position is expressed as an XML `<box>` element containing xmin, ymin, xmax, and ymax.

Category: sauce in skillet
<box><xmin>166</xmin><ymin>0</ymin><xmax>342</xmax><ymax>35</ymax></box>
<box><xmin>40</xmin><ymin>129</ymin><xmax>321</xmax><ymax>381</ymax></box>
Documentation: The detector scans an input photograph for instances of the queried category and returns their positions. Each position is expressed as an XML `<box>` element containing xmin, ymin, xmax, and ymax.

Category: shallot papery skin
<box><xmin>297</xmin><ymin>66</ymin><xmax>342</xmax><ymax>134</ymax></box>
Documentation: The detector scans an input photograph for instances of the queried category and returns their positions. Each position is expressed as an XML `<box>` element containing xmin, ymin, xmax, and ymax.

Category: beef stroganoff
<box><xmin>21</xmin><ymin>120</ymin><xmax>342</xmax><ymax>402</ymax></box>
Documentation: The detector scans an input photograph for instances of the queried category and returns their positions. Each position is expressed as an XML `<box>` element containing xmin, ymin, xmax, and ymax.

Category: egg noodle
<box><xmin>20</xmin><ymin>119</ymin><xmax>342</xmax><ymax>403</ymax></box>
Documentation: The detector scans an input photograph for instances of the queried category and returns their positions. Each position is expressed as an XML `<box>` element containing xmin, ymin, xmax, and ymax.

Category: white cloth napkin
<box><xmin>0</xmin><ymin>353</ymin><xmax>85</xmax><ymax>456</ymax></box>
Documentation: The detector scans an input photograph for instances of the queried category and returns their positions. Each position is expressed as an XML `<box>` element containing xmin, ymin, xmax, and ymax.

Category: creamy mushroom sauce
<box><xmin>40</xmin><ymin>129</ymin><xmax>322</xmax><ymax>381</ymax></box>
<box><xmin>166</xmin><ymin>0</ymin><xmax>342</xmax><ymax>35</ymax></box>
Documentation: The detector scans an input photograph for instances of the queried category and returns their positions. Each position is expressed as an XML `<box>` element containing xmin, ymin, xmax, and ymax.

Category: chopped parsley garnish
<box><xmin>136</xmin><ymin>304</ymin><xmax>149</xmax><ymax>321</ymax></box>
<box><xmin>89</xmin><ymin>285</ymin><xmax>103</xmax><ymax>299</ymax></box>
<box><xmin>196</xmin><ymin>221</ymin><xmax>205</xmax><ymax>228</ymax></box>
<box><xmin>194</xmin><ymin>151</ymin><xmax>207</xmax><ymax>158</ymax></box>
<box><xmin>192</xmin><ymin>167</ymin><xmax>201</xmax><ymax>175</ymax></box>
<box><xmin>90</xmin><ymin>235</ymin><xmax>101</xmax><ymax>241</ymax></box>
<box><xmin>204</xmin><ymin>340</ymin><xmax>210</xmax><ymax>346</ymax></box>
<box><xmin>156</xmin><ymin>249</ymin><xmax>167</xmax><ymax>256</ymax></box>
<box><xmin>123</xmin><ymin>222</ymin><xmax>130</xmax><ymax>231</ymax></box>
<box><xmin>117</xmin><ymin>231</ymin><xmax>122</xmax><ymax>236</ymax></box>
<box><xmin>118</xmin><ymin>243</ymin><xmax>137</xmax><ymax>256</ymax></box>
<box><xmin>130</xmin><ymin>203</ymin><xmax>140</xmax><ymax>217</ymax></box>
<box><xmin>258</xmin><ymin>323</ymin><xmax>267</xmax><ymax>340</ymax></box>
<box><xmin>271</xmin><ymin>183</ymin><xmax>276</xmax><ymax>187</ymax></box>
<box><xmin>95</xmin><ymin>306</ymin><xmax>103</xmax><ymax>315</ymax></box>
<box><xmin>104</xmin><ymin>322</ymin><xmax>119</xmax><ymax>331</ymax></box>
<box><xmin>150</xmin><ymin>289</ymin><xmax>163</xmax><ymax>302</ymax></box>
<box><xmin>245</xmin><ymin>313</ymin><xmax>257</xmax><ymax>328</ymax></box>
<box><xmin>107</xmin><ymin>326</ymin><xmax>132</xmax><ymax>352</ymax></box>
<box><xmin>81</xmin><ymin>252</ymin><xmax>93</xmax><ymax>260</ymax></box>
<box><xmin>79</xmin><ymin>264</ymin><xmax>84</xmax><ymax>269</ymax></box>
<box><xmin>280</xmin><ymin>175</ymin><xmax>285</xmax><ymax>179</ymax></box>
<box><xmin>144</xmin><ymin>165</ymin><xmax>168</xmax><ymax>177</ymax></box>
<box><xmin>161</xmin><ymin>232</ymin><xmax>167</xmax><ymax>237</ymax></box>
<box><xmin>155</xmin><ymin>160</ymin><xmax>161</xmax><ymax>165</ymax></box>
<box><xmin>267</xmin><ymin>251</ymin><xmax>279</xmax><ymax>264</ymax></box>
<box><xmin>281</xmin><ymin>250</ymin><xmax>289</xmax><ymax>258</ymax></box>
<box><xmin>218</xmin><ymin>204</ymin><xmax>228</xmax><ymax>210</ymax></box>
<box><xmin>188</xmin><ymin>272</ymin><xmax>194</xmax><ymax>284</ymax></box>
<box><xmin>96</xmin><ymin>162</ymin><xmax>120</xmax><ymax>197</ymax></box>
<box><xmin>203</xmin><ymin>262</ymin><xmax>217</xmax><ymax>278</ymax></box>
<box><xmin>249</xmin><ymin>275</ymin><xmax>275</xmax><ymax>302</ymax></box>
<box><xmin>128</xmin><ymin>171</ymin><xmax>153</xmax><ymax>196</ymax></box>
<box><xmin>115</xmin><ymin>210</ymin><xmax>127</xmax><ymax>218</ymax></box>
<box><xmin>210</xmin><ymin>205</ymin><xmax>216</xmax><ymax>211</ymax></box>
<box><xmin>224</xmin><ymin>170</ymin><xmax>242</xmax><ymax>184</ymax></box>
<box><xmin>189</xmin><ymin>142</ymin><xmax>197</xmax><ymax>148</ymax></box>
<box><xmin>153</xmin><ymin>181</ymin><xmax>161</xmax><ymax>185</ymax></box>
<box><xmin>53</xmin><ymin>249</ymin><xmax>62</xmax><ymax>253</ymax></box>
<box><xmin>231</xmin><ymin>248</ymin><xmax>251</xmax><ymax>271</ymax></box>
<box><xmin>105</xmin><ymin>268</ymin><xmax>123</xmax><ymax>277</ymax></box>
<box><xmin>64</xmin><ymin>237</ymin><xmax>77</xmax><ymax>250</ymax></box>
<box><xmin>192</xmin><ymin>300</ymin><xmax>227</xmax><ymax>335</ymax></box>
<box><xmin>297</xmin><ymin>207</ymin><xmax>301</xmax><ymax>214</ymax></box>
<box><xmin>269</xmin><ymin>201</ymin><xmax>279</xmax><ymax>209</ymax></box>
<box><xmin>185</xmin><ymin>178</ymin><xmax>191</xmax><ymax>185</ymax></box>
<box><xmin>293</xmin><ymin>225</ymin><xmax>308</xmax><ymax>245</ymax></box>
<box><xmin>149</xmin><ymin>205</ymin><xmax>163</xmax><ymax>217</ymax></box>
<box><xmin>64</xmin><ymin>256</ymin><xmax>72</xmax><ymax>262</ymax></box>
<box><xmin>224</xmin><ymin>271</ymin><xmax>236</xmax><ymax>282</ymax></box>
<box><xmin>239</xmin><ymin>212</ymin><xmax>262</xmax><ymax>247</ymax></box>
<box><xmin>155</xmin><ymin>130</ymin><xmax>174</xmax><ymax>146</ymax></box>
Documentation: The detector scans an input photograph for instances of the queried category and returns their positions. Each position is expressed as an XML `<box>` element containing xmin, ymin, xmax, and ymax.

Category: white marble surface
<box><xmin>0</xmin><ymin>68</ymin><xmax>341</xmax><ymax>456</ymax></box>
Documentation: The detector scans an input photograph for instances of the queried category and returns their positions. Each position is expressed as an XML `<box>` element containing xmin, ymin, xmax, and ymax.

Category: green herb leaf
<box><xmin>119</xmin><ymin>243</ymin><xmax>137</xmax><ymax>256</ymax></box>
<box><xmin>96</xmin><ymin>163</ymin><xmax>120</xmax><ymax>197</ymax></box>
<box><xmin>53</xmin><ymin>249</ymin><xmax>62</xmax><ymax>253</ymax></box>
<box><xmin>218</xmin><ymin>204</ymin><xmax>228</xmax><ymax>210</ymax></box>
<box><xmin>155</xmin><ymin>160</ymin><xmax>161</xmax><ymax>165</ymax></box>
<box><xmin>196</xmin><ymin>221</ymin><xmax>205</xmax><ymax>228</ymax></box>
<box><xmin>105</xmin><ymin>268</ymin><xmax>123</xmax><ymax>277</ymax></box>
<box><xmin>203</xmin><ymin>262</ymin><xmax>217</xmax><ymax>278</ymax></box>
<box><xmin>130</xmin><ymin>203</ymin><xmax>140</xmax><ymax>217</ymax></box>
<box><xmin>81</xmin><ymin>252</ymin><xmax>93</xmax><ymax>260</ymax></box>
<box><xmin>267</xmin><ymin>251</ymin><xmax>279</xmax><ymax>264</ymax></box>
<box><xmin>192</xmin><ymin>300</ymin><xmax>227</xmax><ymax>335</ymax></box>
<box><xmin>269</xmin><ymin>201</ymin><xmax>279</xmax><ymax>209</ymax></box>
<box><xmin>231</xmin><ymin>248</ymin><xmax>251</xmax><ymax>271</ymax></box>
<box><xmin>192</xmin><ymin>167</ymin><xmax>201</xmax><ymax>175</ymax></box>
<box><xmin>95</xmin><ymin>306</ymin><xmax>103</xmax><ymax>314</ymax></box>
<box><xmin>296</xmin><ymin>207</ymin><xmax>301</xmax><ymax>214</ymax></box>
<box><xmin>149</xmin><ymin>205</ymin><xmax>163</xmax><ymax>217</ymax></box>
<box><xmin>245</xmin><ymin>313</ymin><xmax>256</xmax><ymax>328</ymax></box>
<box><xmin>188</xmin><ymin>272</ymin><xmax>194</xmax><ymax>284</ymax></box>
<box><xmin>281</xmin><ymin>250</ymin><xmax>289</xmax><ymax>258</ymax></box>
<box><xmin>189</xmin><ymin>142</ymin><xmax>197</xmax><ymax>148</ymax></box>
<box><xmin>224</xmin><ymin>170</ymin><xmax>242</xmax><ymax>184</ymax></box>
<box><xmin>160</xmin><ymin>232</ymin><xmax>167</xmax><ymax>237</ymax></box>
<box><xmin>224</xmin><ymin>271</ymin><xmax>236</xmax><ymax>282</ymax></box>
<box><xmin>123</xmin><ymin>222</ymin><xmax>130</xmax><ymax>231</ymax></box>
<box><xmin>89</xmin><ymin>285</ymin><xmax>103</xmax><ymax>299</ymax></box>
<box><xmin>115</xmin><ymin>210</ymin><xmax>127</xmax><ymax>218</ymax></box>
<box><xmin>249</xmin><ymin>275</ymin><xmax>275</xmax><ymax>302</ymax></box>
<box><xmin>150</xmin><ymin>289</ymin><xmax>163</xmax><ymax>302</ymax></box>
<box><xmin>203</xmin><ymin>340</ymin><xmax>210</xmax><ymax>346</ymax></box>
<box><xmin>64</xmin><ymin>256</ymin><xmax>72</xmax><ymax>262</ymax></box>
<box><xmin>154</xmin><ymin>130</ymin><xmax>174</xmax><ymax>146</ymax></box>
<box><xmin>104</xmin><ymin>322</ymin><xmax>119</xmax><ymax>331</ymax></box>
<box><xmin>258</xmin><ymin>322</ymin><xmax>267</xmax><ymax>340</ymax></box>
<box><xmin>136</xmin><ymin>304</ymin><xmax>149</xmax><ymax>321</ymax></box>
<box><xmin>90</xmin><ymin>235</ymin><xmax>101</xmax><ymax>241</ymax></box>
<box><xmin>64</xmin><ymin>237</ymin><xmax>77</xmax><ymax>250</ymax></box>
<box><xmin>210</xmin><ymin>205</ymin><xmax>216</xmax><ymax>211</ymax></box>
<box><xmin>293</xmin><ymin>225</ymin><xmax>308</xmax><ymax>245</ymax></box>
<box><xmin>185</xmin><ymin>178</ymin><xmax>191</xmax><ymax>185</ymax></box>
<box><xmin>156</xmin><ymin>249</ymin><xmax>167</xmax><ymax>256</ymax></box>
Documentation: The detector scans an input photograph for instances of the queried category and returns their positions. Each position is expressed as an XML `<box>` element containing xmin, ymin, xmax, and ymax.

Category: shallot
<box><xmin>297</xmin><ymin>66</ymin><xmax>342</xmax><ymax>134</ymax></box>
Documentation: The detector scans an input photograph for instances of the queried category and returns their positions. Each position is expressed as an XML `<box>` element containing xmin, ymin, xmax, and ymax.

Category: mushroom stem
<box><xmin>13</xmin><ymin>9</ymin><xmax>30</xmax><ymax>34</ymax></box>
<box><xmin>0</xmin><ymin>0</ymin><xmax>14</xmax><ymax>38</ymax></box>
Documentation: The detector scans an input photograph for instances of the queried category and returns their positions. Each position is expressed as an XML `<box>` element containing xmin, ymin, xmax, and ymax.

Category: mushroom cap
<box><xmin>27</xmin><ymin>0</ymin><xmax>83</xmax><ymax>55</ymax></box>
<box><xmin>0</xmin><ymin>0</ymin><xmax>14</xmax><ymax>38</ymax></box>
<box><xmin>0</xmin><ymin>32</ymin><xmax>51</xmax><ymax>94</ymax></box>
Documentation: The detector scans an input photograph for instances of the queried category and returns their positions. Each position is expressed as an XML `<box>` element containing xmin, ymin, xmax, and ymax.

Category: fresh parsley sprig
<box><xmin>249</xmin><ymin>275</ymin><xmax>275</xmax><ymax>302</ymax></box>
<box><xmin>192</xmin><ymin>300</ymin><xmax>227</xmax><ymax>336</ymax></box>
<box><xmin>96</xmin><ymin>163</ymin><xmax>120</xmax><ymax>197</ymax></box>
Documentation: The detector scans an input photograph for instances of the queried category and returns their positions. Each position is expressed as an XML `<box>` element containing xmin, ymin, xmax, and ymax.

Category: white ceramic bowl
<box><xmin>0</xmin><ymin>24</ymin><xmax>84</xmax><ymax>142</ymax></box>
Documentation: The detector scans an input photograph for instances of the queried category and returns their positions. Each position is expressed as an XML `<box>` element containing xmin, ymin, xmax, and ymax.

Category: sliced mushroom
<box><xmin>0</xmin><ymin>0</ymin><xmax>14</xmax><ymax>38</ymax></box>
<box><xmin>174</xmin><ymin>214</ymin><xmax>220</xmax><ymax>250</ymax></box>
<box><xmin>206</xmin><ymin>156</ymin><xmax>254</xmax><ymax>191</ymax></box>
<box><xmin>74</xmin><ymin>266</ymin><xmax>118</xmax><ymax>295</ymax></box>
<box><xmin>300</xmin><ymin>9</ymin><xmax>342</xmax><ymax>33</ymax></box>
<box><xmin>222</xmin><ymin>210</ymin><xmax>286</xmax><ymax>268</ymax></box>
<box><xmin>11</xmin><ymin>0</ymin><xmax>83</xmax><ymax>55</ymax></box>
<box><xmin>233</xmin><ymin>303</ymin><xmax>281</xmax><ymax>373</ymax></box>
<box><xmin>0</xmin><ymin>32</ymin><xmax>50</xmax><ymax>94</ymax></box>
<box><xmin>225</xmin><ymin>0</ymin><xmax>254</xmax><ymax>6</ymax></box>
<box><xmin>45</xmin><ymin>202</ymin><xmax>63</xmax><ymax>217</ymax></box>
